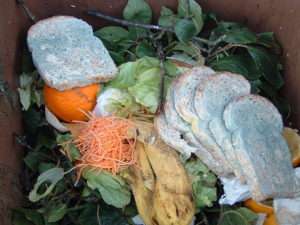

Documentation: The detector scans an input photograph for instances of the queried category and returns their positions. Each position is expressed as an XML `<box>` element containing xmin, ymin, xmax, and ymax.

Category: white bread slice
<box><xmin>194</xmin><ymin>73</ymin><xmax>251</xmax><ymax>182</ymax></box>
<box><xmin>173</xmin><ymin>66</ymin><xmax>215</xmax><ymax>123</ymax></box>
<box><xmin>154</xmin><ymin>112</ymin><xmax>197</xmax><ymax>158</ymax></box>
<box><xmin>164</xmin><ymin>85</ymin><xmax>201</xmax><ymax>147</ymax></box>
<box><xmin>191</xmin><ymin>76</ymin><xmax>235</xmax><ymax>176</ymax></box>
<box><xmin>154</xmin><ymin>112</ymin><xmax>225</xmax><ymax>175</ymax></box>
<box><xmin>27</xmin><ymin>16</ymin><xmax>117</xmax><ymax>90</ymax></box>
<box><xmin>224</xmin><ymin>95</ymin><xmax>297</xmax><ymax>201</ymax></box>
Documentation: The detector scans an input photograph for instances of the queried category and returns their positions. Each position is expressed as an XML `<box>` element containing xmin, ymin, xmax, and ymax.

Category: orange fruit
<box><xmin>244</xmin><ymin>199</ymin><xmax>274</xmax><ymax>215</ymax></box>
<box><xmin>44</xmin><ymin>84</ymin><xmax>100</xmax><ymax>122</ymax></box>
<box><xmin>264</xmin><ymin>214</ymin><xmax>278</xmax><ymax>225</ymax></box>
<box><xmin>244</xmin><ymin>199</ymin><xmax>278</xmax><ymax>225</ymax></box>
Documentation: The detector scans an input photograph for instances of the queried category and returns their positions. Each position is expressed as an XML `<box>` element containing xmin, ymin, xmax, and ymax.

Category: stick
<box><xmin>87</xmin><ymin>10</ymin><xmax>213</xmax><ymax>45</ymax></box>
<box><xmin>87</xmin><ymin>10</ymin><xmax>173</xmax><ymax>32</ymax></box>
<box><xmin>16</xmin><ymin>0</ymin><xmax>36</xmax><ymax>22</ymax></box>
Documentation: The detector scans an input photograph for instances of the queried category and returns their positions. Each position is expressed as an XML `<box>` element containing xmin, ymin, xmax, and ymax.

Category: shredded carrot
<box><xmin>74</xmin><ymin>114</ymin><xmax>137</xmax><ymax>176</ymax></box>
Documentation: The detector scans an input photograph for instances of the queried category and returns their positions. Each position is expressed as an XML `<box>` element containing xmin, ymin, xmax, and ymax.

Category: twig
<box><xmin>193</xmin><ymin>35</ymin><xmax>226</xmax><ymax>46</ymax></box>
<box><xmin>157</xmin><ymin>60</ymin><xmax>166</xmax><ymax>114</ymax></box>
<box><xmin>14</xmin><ymin>134</ymin><xmax>34</xmax><ymax>150</ymax></box>
<box><xmin>16</xmin><ymin>0</ymin><xmax>36</xmax><ymax>22</ymax></box>
<box><xmin>96</xmin><ymin>204</ymin><xmax>102</xmax><ymax>225</ymax></box>
<box><xmin>207</xmin><ymin>43</ymin><xmax>248</xmax><ymax>60</ymax></box>
<box><xmin>87</xmin><ymin>10</ymin><xmax>213</xmax><ymax>45</ymax></box>
<box><xmin>87</xmin><ymin>10</ymin><xmax>173</xmax><ymax>32</ymax></box>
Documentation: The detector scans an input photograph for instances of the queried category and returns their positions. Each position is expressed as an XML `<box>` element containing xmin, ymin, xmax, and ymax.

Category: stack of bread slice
<box><xmin>155</xmin><ymin>66</ymin><xmax>298</xmax><ymax>201</ymax></box>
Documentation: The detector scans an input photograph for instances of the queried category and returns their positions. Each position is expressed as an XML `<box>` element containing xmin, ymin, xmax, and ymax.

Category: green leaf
<box><xmin>46</xmin><ymin>203</ymin><xmax>68</xmax><ymax>223</ymax></box>
<box><xmin>95</xmin><ymin>26</ymin><xmax>129</xmax><ymax>43</ymax></box>
<box><xmin>220</xmin><ymin>207</ymin><xmax>258</xmax><ymax>225</ymax></box>
<box><xmin>78</xmin><ymin>203</ymin><xmax>129</xmax><ymax>225</ymax></box>
<box><xmin>110</xmin><ymin>51</ymin><xmax>126</xmax><ymax>65</ymax></box>
<box><xmin>135</xmin><ymin>57</ymin><xmax>160</xmax><ymax>74</ymax></box>
<box><xmin>123</xmin><ymin>0</ymin><xmax>152</xmax><ymax>23</ymax></box>
<box><xmin>128</xmin><ymin>68</ymin><xmax>161</xmax><ymax>113</ymax></box>
<box><xmin>163</xmin><ymin>60</ymin><xmax>181</xmax><ymax>77</ymax></box>
<box><xmin>18</xmin><ymin>87</ymin><xmax>31</xmax><ymax>110</ymax></box>
<box><xmin>29</xmin><ymin>168</ymin><xmax>64</xmax><ymax>202</ymax></box>
<box><xmin>78</xmin><ymin>204</ymin><xmax>99</xmax><ymax>225</ymax></box>
<box><xmin>272</xmin><ymin>95</ymin><xmax>291</xmax><ymax>119</ymax></box>
<box><xmin>167</xmin><ymin>53</ymin><xmax>197</xmax><ymax>66</ymax></box>
<box><xmin>158</xmin><ymin>6</ymin><xmax>177</xmax><ymax>27</ymax></box>
<box><xmin>250</xmin><ymin>80</ymin><xmax>262</xmax><ymax>94</ymax></box>
<box><xmin>178</xmin><ymin>0</ymin><xmax>204</xmax><ymax>33</ymax></box>
<box><xmin>224</xmin><ymin>28</ymin><xmax>257</xmax><ymax>44</ymax></box>
<box><xmin>210</xmin><ymin>22</ymin><xmax>257</xmax><ymax>44</ymax></box>
<box><xmin>12</xmin><ymin>210</ymin><xmax>33</xmax><ymax>225</ymax></box>
<box><xmin>19</xmin><ymin>73</ymin><xmax>33</xmax><ymax>88</ymax></box>
<box><xmin>14</xmin><ymin>209</ymin><xmax>44</xmax><ymax>225</ymax></box>
<box><xmin>83</xmin><ymin>169</ymin><xmax>131</xmax><ymax>208</ymax></box>
<box><xmin>247</xmin><ymin>46</ymin><xmax>284</xmax><ymax>88</ymax></box>
<box><xmin>175</xmin><ymin>19</ymin><xmax>197</xmax><ymax>42</ymax></box>
<box><xmin>128</xmin><ymin>27</ymin><xmax>148</xmax><ymax>40</ymax></box>
<box><xmin>136</xmin><ymin>41</ymin><xmax>156</xmax><ymax>58</ymax></box>
<box><xmin>257</xmin><ymin>32</ymin><xmax>281</xmax><ymax>53</ymax></box>
<box><xmin>185</xmin><ymin>158</ymin><xmax>217</xmax><ymax>210</ymax></box>
<box><xmin>21</xmin><ymin>49</ymin><xmax>35</xmax><ymax>73</ymax></box>
<box><xmin>171</xmin><ymin>42</ymin><xmax>198</xmax><ymax>57</ymax></box>
<box><xmin>23</xmin><ymin>107</ymin><xmax>44</xmax><ymax>135</ymax></box>
<box><xmin>33</xmin><ymin>89</ymin><xmax>43</xmax><ymax>107</ymax></box>
<box><xmin>209</xmin><ymin>54</ymin><xmax>261</xmax><ymax>80</ymax></box>
<box><xmin>24</xmin><ymin>151</ymin><xmax>50</xmax><ymax>172</ymax></box>
<box><xmin>38</xmin><ymin>163</ymin><xmax>56</xmax><ymax>174</ymax></box>
<box><xmin>56</xmin><ymin>133</ymin><xmax>81</xmax><ymax>161</ymax></box>
<box><xmin>108</xmin><ymin>62</ymin><xmax>138</xmax><ymax>89</ymax></box>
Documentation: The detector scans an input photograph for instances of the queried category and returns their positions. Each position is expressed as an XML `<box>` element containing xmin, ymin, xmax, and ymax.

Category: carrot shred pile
<box><xmin>74</xmin><ymin>115</ymin><xmax>137</xmax><ymax>175</ymax></box>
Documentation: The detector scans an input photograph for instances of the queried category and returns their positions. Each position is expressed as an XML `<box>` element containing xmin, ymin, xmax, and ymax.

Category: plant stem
<box><xmin>16</xmin><ymin>0</ymin><xmax>36</xmax><ymax>22</ymax></box>
<box><xmin>207</xmin><ymin>43</ymin><xmax>248</xmax><ymax>60</ymax></box>
<box><xmin>87</xmin><ymin>10</ymin><xmax>173</xmax><ymax>32</ymax></box>
<box><xmin>186</xmin><ymin>0</ymin><xmax>192</xmax><ymax>18</ymax></box>
<box><xmin>87</xmin><ymin>10</ymin><xmax>212</xmax><ymax>44</ymax></box>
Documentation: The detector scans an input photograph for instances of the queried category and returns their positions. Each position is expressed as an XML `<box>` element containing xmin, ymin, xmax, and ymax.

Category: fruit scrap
<box><xmin>74</xmin><ymin>115</ymin><xmax>137</xmax><ymax>175</ymax></box>
<box><xmin>125</xmin><ymin>137</ymin><xmax>195</xmax><ymax>225</ymax></box>
<box><xmin>44</xmin><ymin>83</ymin><xmax>100</xmax><ymax>122</ymax></box>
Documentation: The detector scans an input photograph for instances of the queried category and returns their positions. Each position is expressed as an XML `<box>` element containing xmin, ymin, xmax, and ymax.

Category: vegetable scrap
<box><xmin>14</xmin><ymin>0</ymin><xmax>300</xmax><ymax>225</ymax></box>
<box><xmin>74</xmin><ymin>115</ymin><xmax>137</xmax><ymax>175</ymax></box>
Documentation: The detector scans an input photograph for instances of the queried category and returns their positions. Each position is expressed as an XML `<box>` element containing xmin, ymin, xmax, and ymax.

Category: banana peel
<box><xmin>147</xmin><ymin>139</ymin><xmax>195</xmax><ymax>225</ymax></box>
<box><xmin>125</xmin><ymin>142</ymin><xmax>155</xmax><ymax>225</ymax></box>
<box><xmin>125</xmin><ymin>122</ymin><xmax>195</xmax><ymax>225</ymax></box>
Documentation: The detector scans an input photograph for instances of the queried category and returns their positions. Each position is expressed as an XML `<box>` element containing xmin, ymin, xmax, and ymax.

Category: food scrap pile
<box><xmin>75</xmin><ymin>115</ymin><xmax>137</xmax><ymax>175</ymax></box>
<box><xmin>14</xmin><ymin>1</ymin><xmax>300</xmax><ymax>225</ymax></box>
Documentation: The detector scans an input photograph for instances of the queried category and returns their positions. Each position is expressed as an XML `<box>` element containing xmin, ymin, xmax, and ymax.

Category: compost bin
<box><xmin>1</xmin><ymin>0</ymin><xmax>300</xmax><ymax>224</ymax></box>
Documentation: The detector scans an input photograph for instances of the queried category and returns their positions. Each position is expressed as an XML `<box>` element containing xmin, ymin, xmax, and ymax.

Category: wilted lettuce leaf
<box><xmin>185</xmin><ymin>158</ymin><xmax>217</xmax><ymax>210</ymax></box>
<box><xmin>83</xmin><ymin>169</ymin><xmax>131</xmax><ymax>208</ymax></box>
<box><xmin>106</xmin><ymin>57</ymin><xmax>162</xmax><ymax>113</ymax></box>
<box><xmin>128</xmin><ymin>68</ymin><xmax>161</xmax><ymax>113</ymax></box>
<box><xmin>108</xmin><ymin>62</ymin><xmax>138</xmax><ymax>89</ymax></box>
<box><xmin>95</xmin><ymin>88</ymin><xmax>140</xmax><ymax>117</ymax></box>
